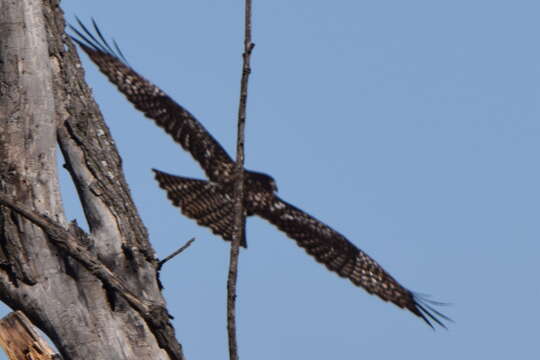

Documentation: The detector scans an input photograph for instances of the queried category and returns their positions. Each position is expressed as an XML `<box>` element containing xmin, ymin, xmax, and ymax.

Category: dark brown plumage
<box><xmin>71</xmin><ymin>20</ymin><xmax>450</xmax><ymax>328</ymax></box>
<box><xmin>153</xmin><ymin>169</ymin><xmax>448</xmax><ymax>328</ymax></box>
<box><xmin>70</xmin><ymin>19</ymin><xmax>238</xmax><ymax>184</ymax></box>
<box><xmin>152</xmin><ymin>169</ymin><xmax>246</xmax><ymax>247</ymax></box>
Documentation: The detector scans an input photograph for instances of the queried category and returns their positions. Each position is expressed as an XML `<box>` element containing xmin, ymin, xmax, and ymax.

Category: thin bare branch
<box><xmin>157</xmin><ymin>238</ymin><xmax>196</xmax><ymax>271</ymax></box>
<box><xmin>227</xmin><ymin>0</ymin><xmax>254</xmax><ymax>359</ymax></box>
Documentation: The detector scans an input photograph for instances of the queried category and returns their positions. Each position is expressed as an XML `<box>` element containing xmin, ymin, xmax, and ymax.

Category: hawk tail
<box><xmin>153</xmin><ymin>169</ymin><xmax>247</xmax><ymax>248</ymax></box>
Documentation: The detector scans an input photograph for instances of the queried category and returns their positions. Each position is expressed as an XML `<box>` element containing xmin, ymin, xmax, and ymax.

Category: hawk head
<box><xmin>246</xmin><ymin>170</ymin><xmax>278</xmax><ymax>193</ymax></box>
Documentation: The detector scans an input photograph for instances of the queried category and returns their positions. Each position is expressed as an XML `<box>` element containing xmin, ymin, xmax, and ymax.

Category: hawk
<box><xmin>70</xmin><ymin>20</ymin><xmax>449</xmax><ymax>328</ymax></box>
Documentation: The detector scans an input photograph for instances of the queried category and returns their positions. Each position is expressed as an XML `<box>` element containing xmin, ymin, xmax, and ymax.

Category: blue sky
<box><xmin>2</xmin><ymin>1</ymin><xmax>539</xmax><ymax>359</ymax></box>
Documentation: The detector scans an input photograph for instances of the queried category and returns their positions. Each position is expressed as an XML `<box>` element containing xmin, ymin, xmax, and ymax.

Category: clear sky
<box><xmin>2</xmin><ymin>1</ymin><xmax>539</xmax><ymax>359</ymax></box>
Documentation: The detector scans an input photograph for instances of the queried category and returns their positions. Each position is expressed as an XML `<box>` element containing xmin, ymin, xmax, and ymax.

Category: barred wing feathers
<box><xmin>153</xmin><ymin>169</ymin><xmax>246</xmax><ymax>247</ymax></box>
<box><xmin>153</xmin><ymin>170</ymin><xmax>448</xmax><ymax>327</ymax></box>
<box><xmin>252</xmin><ymin>195</ymin><xmax>448</xmax><ymax>328</ymax></box>
<box><xmin>70</xmin><ymin>20</ymin><xmax>235</xmax><ymax>182</ymax></box>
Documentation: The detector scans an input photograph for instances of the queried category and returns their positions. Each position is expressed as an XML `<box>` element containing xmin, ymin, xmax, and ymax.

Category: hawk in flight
<box><xmin>70</xmin><ymin>19</ymin><xmax>449</xmax><ymax>328</ymax></box>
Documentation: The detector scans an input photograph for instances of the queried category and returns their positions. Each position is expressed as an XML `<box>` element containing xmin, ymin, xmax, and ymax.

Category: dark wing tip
<box><xmin>68</xmin><ymin>17</ymin><xmax>129</xmax><ymax>64</ymax></box>
<box><xmin>411</xmin><ymin>292</ymin><xmax>453</xmax><ymax>330</ymax></box>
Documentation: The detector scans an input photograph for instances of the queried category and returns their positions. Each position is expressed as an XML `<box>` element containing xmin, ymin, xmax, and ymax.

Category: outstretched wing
<box><xmin>153</xmin><ymin>169</ymin><xmax>246</xmax><ymax>247</ymax></box>
<box><xmin>251</xmin><ymin>194</ymin><xmax>449</xmax><ymax>328</ymax></box>
<box><xmin>70</xmin><ymin>19</ymin><xmax>235</xmax><ymax>182</ymax></box>
<box><xmin>153</xmin><ymin>170</ymin><xmax>447</xmax><ymax>327</ymax></box>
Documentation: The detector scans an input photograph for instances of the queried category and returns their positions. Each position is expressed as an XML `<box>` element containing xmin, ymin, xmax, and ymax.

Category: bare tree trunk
<box><xmin>0</xmin><ymin>1</ymin><xmax>184</xmax><ymax>359</ymax></box>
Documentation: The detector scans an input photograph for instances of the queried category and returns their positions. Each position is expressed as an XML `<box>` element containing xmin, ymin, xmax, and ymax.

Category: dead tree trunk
<box><xmin>0</xmin><ymin>0</ymin><xmax>184</xmax><ymax>359</ymax></box>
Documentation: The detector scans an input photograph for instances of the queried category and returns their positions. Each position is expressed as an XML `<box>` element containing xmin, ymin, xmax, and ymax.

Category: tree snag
<box><xmin>0</xmin><ymin>1</ymin><xmax>184</xmax><ymax>359</ymax></box>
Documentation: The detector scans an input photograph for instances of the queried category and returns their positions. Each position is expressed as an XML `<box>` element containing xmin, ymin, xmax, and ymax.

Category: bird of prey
<box><xmin>70</xmin><ymin>19</ymin><xmax>449</xmax><ymax>328</ymax></box>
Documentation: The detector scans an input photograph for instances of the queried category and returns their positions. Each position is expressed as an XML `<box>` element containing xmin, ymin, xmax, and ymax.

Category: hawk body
<box><xmin>71</xmin><ymin>20</ymin><xmax>449</xmax><ymax>329</ymax></box>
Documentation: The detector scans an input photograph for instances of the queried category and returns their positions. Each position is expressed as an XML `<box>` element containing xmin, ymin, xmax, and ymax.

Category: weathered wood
<box><xmin>0</xmin><ymin>0</ymin><xmax>185</xmax><ymax>359</ymax></box>
<box><xmin>0</xmin><ymin>311</ymin><xmax>58</xmax><ymax>360</ymax></box>
<box><xmin>0</xmin><ymin>191</ymin><xmax>180</xmax><ymax>357</ymax></box>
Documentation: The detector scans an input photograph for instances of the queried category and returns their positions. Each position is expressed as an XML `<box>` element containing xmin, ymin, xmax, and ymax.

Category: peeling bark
<box><xmin>0</xmin><ymin>311</ymin><xmax>59</xmax><ymax>360</ymax></box>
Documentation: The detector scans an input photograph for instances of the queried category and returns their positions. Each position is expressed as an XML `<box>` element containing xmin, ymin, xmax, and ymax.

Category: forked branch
<box><xmin>0</xmin><ymin>193</ymin><xmax>182</xmax><ymax>360</ymax></box>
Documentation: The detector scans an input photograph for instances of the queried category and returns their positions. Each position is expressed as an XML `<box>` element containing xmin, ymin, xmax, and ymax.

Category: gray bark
<box><xmin>0</xmin><ymin>0</ymin><xmax>184</xmax><ymax>359</ymax></box>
